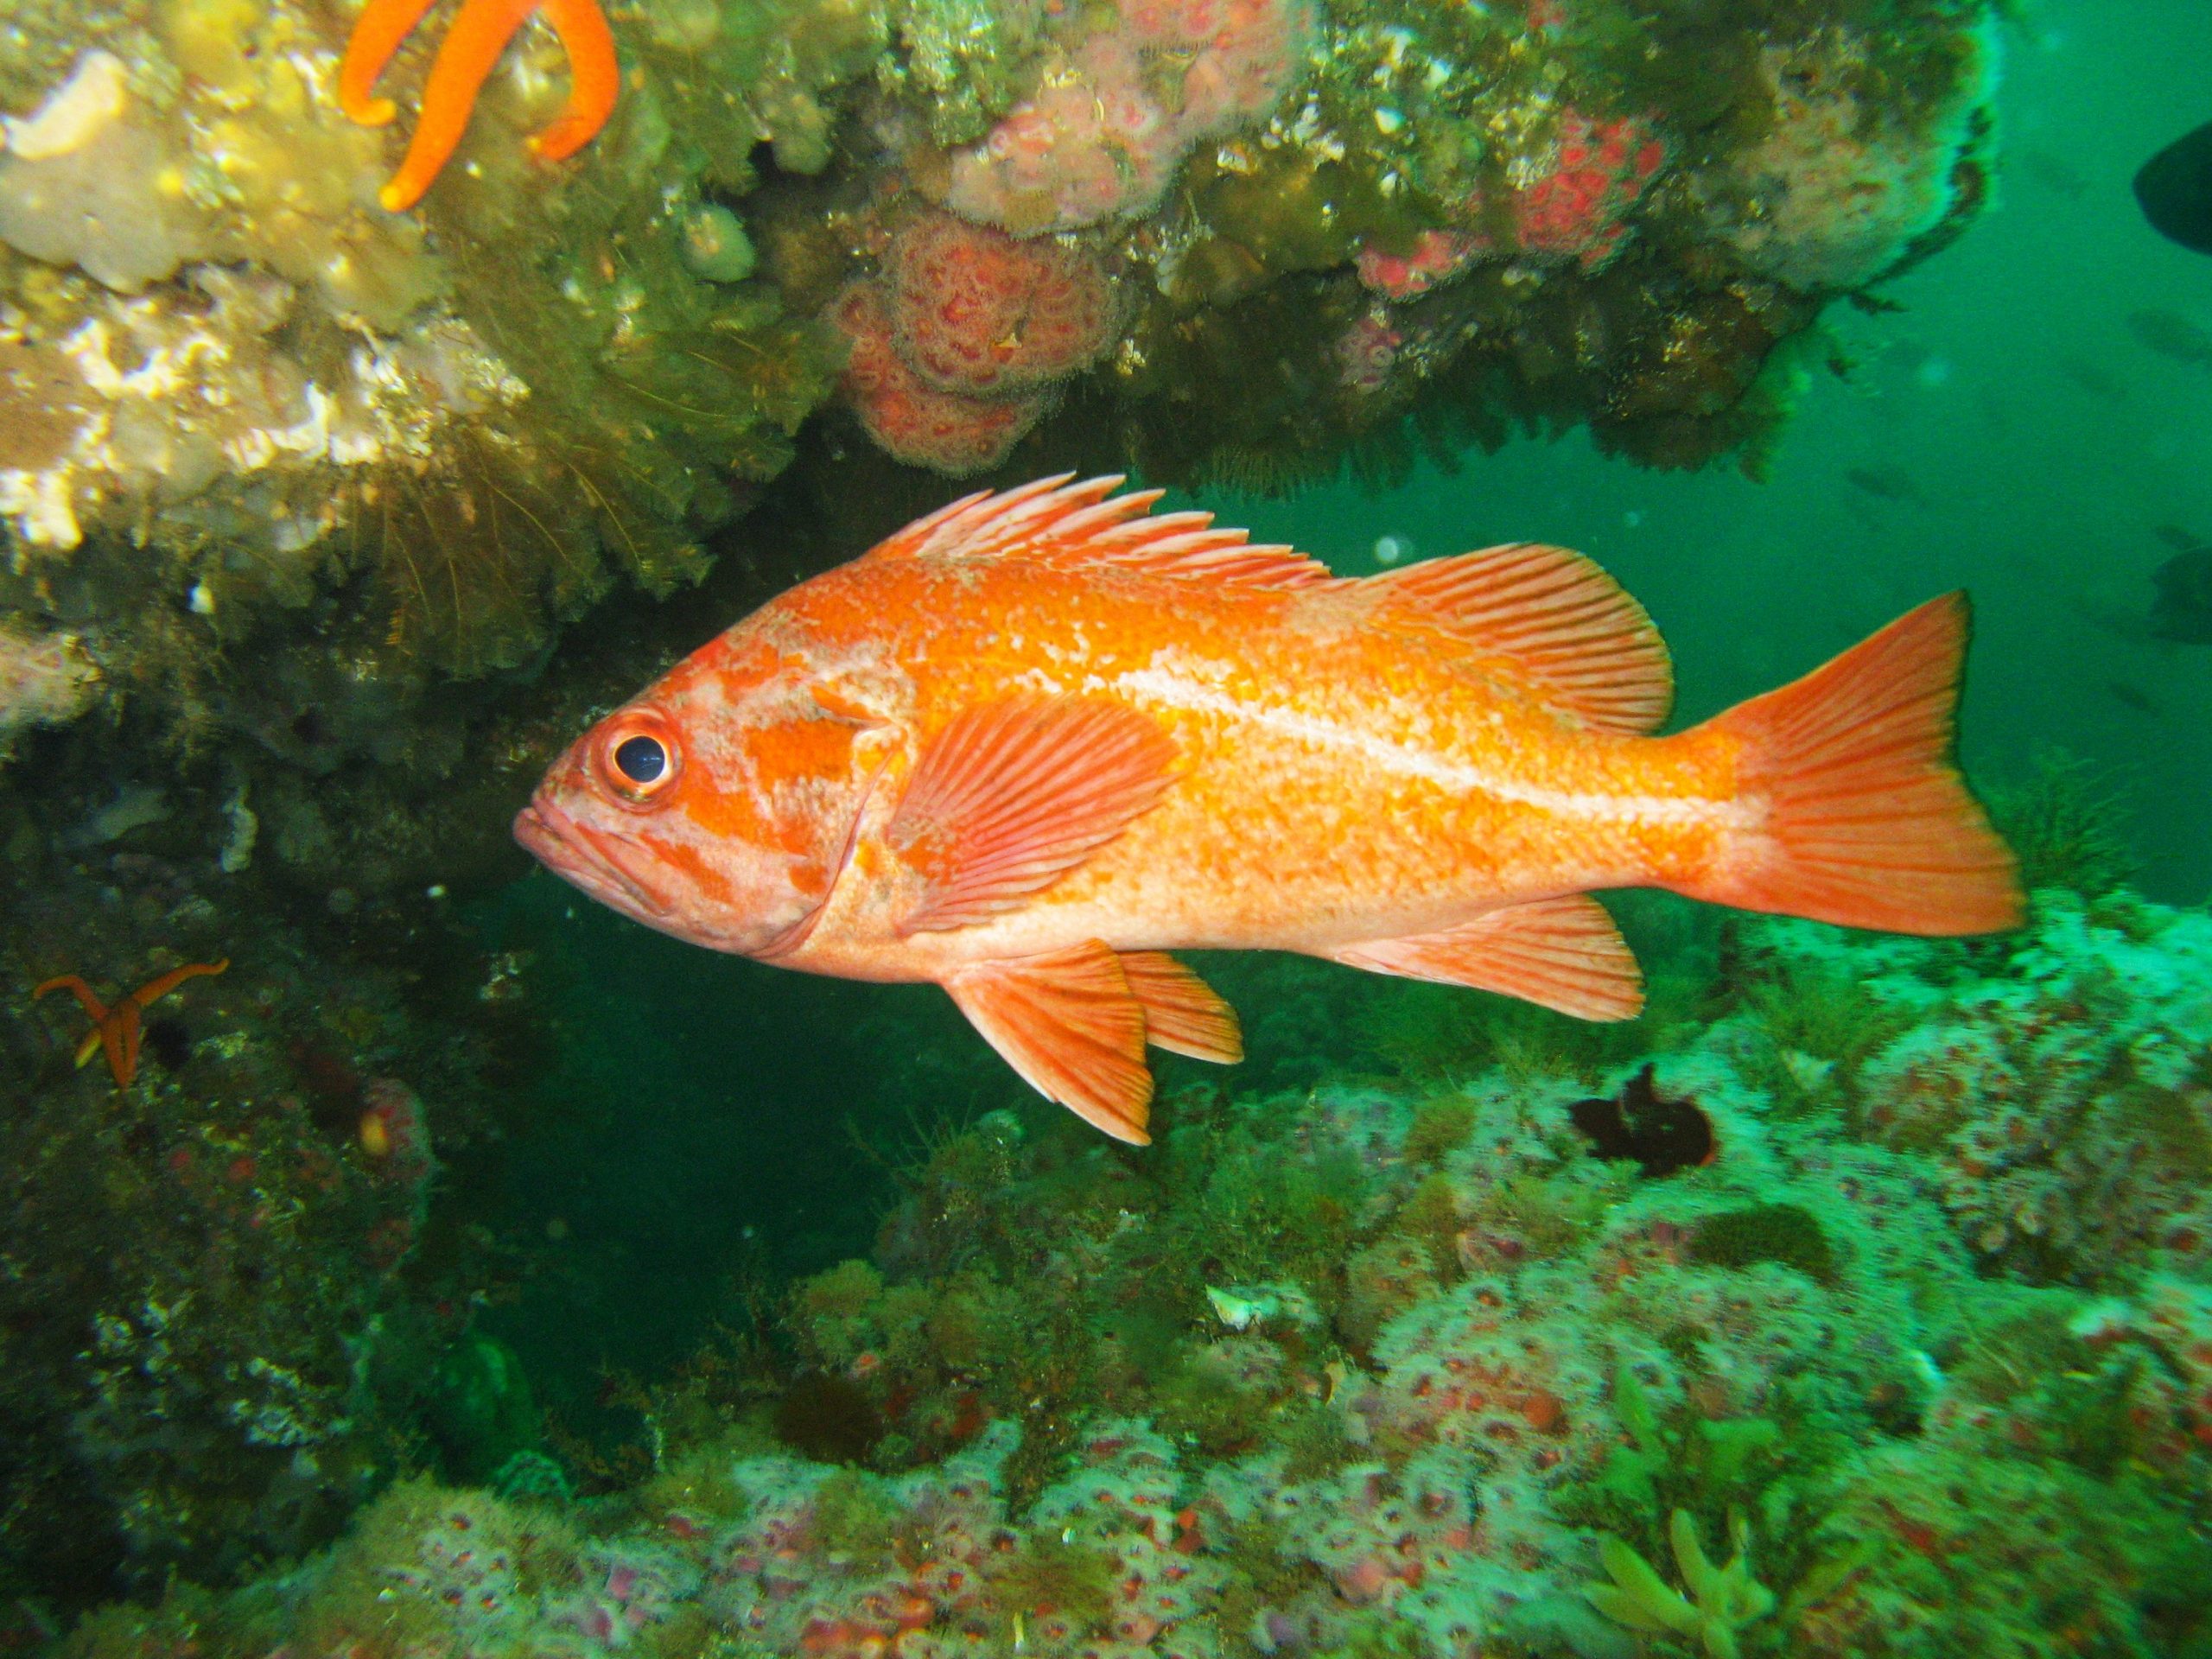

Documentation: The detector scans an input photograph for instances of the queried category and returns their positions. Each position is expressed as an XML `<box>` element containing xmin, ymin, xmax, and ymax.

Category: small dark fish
<box><xmin>2126</xmin><ymin>308</ymin><xmax>2212</xmax><ymax>369</ymax></box>
<box><xmin>2152</xmin><ymin>546</ymin><xmax>2212</xmax><ymax>645</ymax></box>
<box><xmin>2102</xmin><ymin>679</ymin><xmax>2162</xmax><ymax>717</ymax></box>
<box><xmin>2154</xmin><ymin>523</ymin><xmax>2203</xmax><ymax>554</ymax></box>
<box><xmin>2056</xmin><ymin>354</ymin><xmax>2127</xmax><ymax>403</ymax></box>
<box><xmin>2018</xmin><ymin>147</ymin><xmax>2091</xmax><ymax>200</ymax></box>
<box><xmin>1844</xmin><ymin>464</ymin><xmax>1927</xmax><ymax>505</ymax></box>
<box><xmin>2135</xmin><ymin>120</ymin><xmax>2212</xmax><ymax>256</ymax></box>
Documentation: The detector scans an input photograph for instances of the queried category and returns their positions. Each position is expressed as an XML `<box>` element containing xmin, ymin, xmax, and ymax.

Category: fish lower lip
<box><xmin>573</xmin><ymin>822</ymin><xmax>671</xmax><ymax>918</ymax></box>
<box><xmin>514</xmin><ymin>801</ymin><xmax>670</xmax><ymax>919</ymax></box>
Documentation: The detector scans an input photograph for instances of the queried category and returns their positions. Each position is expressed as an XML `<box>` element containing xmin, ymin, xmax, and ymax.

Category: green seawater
<box><xmin>7</xmin><ymin>0</ymin><xmax>2212</xmax><ymax>1652</ymax></box>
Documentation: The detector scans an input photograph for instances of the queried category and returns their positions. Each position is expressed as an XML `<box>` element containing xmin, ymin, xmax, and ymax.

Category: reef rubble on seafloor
<box><xmin>0</xmin><ymin>823</ymin><xmax>549</xmax><ymax>1623</ymax></box>
<box><xmin>50</xmin><ymin>886</ymin><xmax>2212</xmax><ymax>1659</ymax></box>
<box><xmin>0</xmin><ymin>0</ymin><xmax>2001</xmax><ymax>781</ymax></box>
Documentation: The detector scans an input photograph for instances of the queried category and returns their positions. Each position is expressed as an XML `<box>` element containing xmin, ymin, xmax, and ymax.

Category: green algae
<box><xmin>1688</xmin><ymin>1204</ymin><xmax>1842</xmax><ymax>1286</ymax></box>
<box><xmin>1585</xmin><ymin>1508</ymin><xmax>1777</xmax><ymax>1659</ymax></box>
<box><xmin>1988</xmin><ymin>752</ymin><xmax>2140</xmax><ymax>901</ymax></box>
<box><xmin>984</xmin><ymin>1531</ymin><xmax>1120</xmax><ymax>1634</ymax></box>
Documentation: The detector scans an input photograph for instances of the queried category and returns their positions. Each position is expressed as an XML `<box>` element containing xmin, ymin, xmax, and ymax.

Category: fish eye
<box><xmin>594</xmin><ymin>711</ymin><xmax>683</xmax><ymax>806</ymax></box>
<box><xmin>614</xmin><ymin>734</ymin><xmax>666</xmax><ymax>785</ymax></box>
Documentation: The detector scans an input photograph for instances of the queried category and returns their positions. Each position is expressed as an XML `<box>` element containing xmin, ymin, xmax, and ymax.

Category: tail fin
<box><xmin>1682</xmin><ymin>594</ymin><xmax>2022</xmax><ymax>936</ymax></box>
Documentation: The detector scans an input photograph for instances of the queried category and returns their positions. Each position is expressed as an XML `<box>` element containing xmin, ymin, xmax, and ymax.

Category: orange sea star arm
<box><xmin>373</xmin><ymin>0</ymin><xmax>541</xmax><ymax>212</ymax></box>
<box><xmin>126</xmin><ymin>958</ymin><xmax>229</xmax><ymax>1013</ymax></box>
<box><xmin>99</xmin><ymin>1007</ymin><xmax>141</xmax><ymax>1088</ymax></box>
<box><xmin>528</xmin><ymin>0</ymin><xmax>619</xmax><ymax>162</ymax></box>
<box><xmin>357</xmin><ymin>0</ymin><xmax>619</xmax><ymax>213</ymax></box>
<box><xmin>32</xmin><ymin>974</ymin><xmax>109</xmax><ymax>1022</ymax></box>
<box><xmin>339</xmin><ymin>0</ymin><xmax>446</xmax><ymax>126</ymax></box>
<box><xmin>32</xmin><ymin>975</ymin><xmax>124</xmax><ymax>1079</ymax></box>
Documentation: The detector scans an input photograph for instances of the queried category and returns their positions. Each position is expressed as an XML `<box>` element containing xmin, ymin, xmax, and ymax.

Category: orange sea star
<box><xmin>339</xmin><ymin>0</ymin><xmax>619</xmax><ymax>213</ymax></box>
<box><xmin>33</xmin><ymin>959</ymin><xmax>229</xmax><ymax>1088</ymax></box>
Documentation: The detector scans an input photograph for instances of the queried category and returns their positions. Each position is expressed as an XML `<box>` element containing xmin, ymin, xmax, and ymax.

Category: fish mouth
<box><xmin>513</xmin><ymin>798</ymin><xmax>672</xmax><ymax>921</ymax></box>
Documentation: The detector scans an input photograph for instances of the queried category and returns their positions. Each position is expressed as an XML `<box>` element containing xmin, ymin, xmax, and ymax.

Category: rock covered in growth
<box><xmin>0</xmin><ymin>837</ymin><xmax>522</xmax><ymax>1609</ymax></box>
<box><xmin>59</xmin><ymin>888</ymin><xmax>2212</xmax><ymax>1659</ymax></box>
<box><xmin>0</xmin><ymin>621</ymin><xmax>98</xmax><ymax>753</ymax></box>
<box><xmin>1693</xmin><ymin>22</ymin><xmax>2000</xmax><ymax>292</ymax></box>
<box><xmin>1812</xmin><ymin>891</ymin><xmax>2212</xmax><ymax>1283</ymax></box>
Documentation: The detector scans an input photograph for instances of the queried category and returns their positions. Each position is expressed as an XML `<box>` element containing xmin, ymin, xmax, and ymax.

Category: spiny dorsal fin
<box><xmin>943</xmin><ymin>943</ymin><xmax>1155</xmax><ymax>1142</ymax></box>
<box><xmin>890</xmin><ymin>694</ymin><xmax>1178</xmax><ymax>935</ymax></box>
<box><xmin>864</xmin><ymin>475</ymin><xmax>1338</xmax><ymax>592</ymax></box>
<box><xmin>1319</xmin><ymin>895</ymin><xmax>1645</xmax><ymax>1021</ymax></box>
<box><xmin>1361</xmin><ymin>543</ymin><xmax>1673</xmax><ymax>734</ymax></box>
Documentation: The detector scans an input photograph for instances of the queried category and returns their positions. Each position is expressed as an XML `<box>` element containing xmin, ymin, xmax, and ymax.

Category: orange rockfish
<box><xmin>516</xmin><ymin>477</ymin><xmax>2020</xmax><ymax>1142</ymax></box>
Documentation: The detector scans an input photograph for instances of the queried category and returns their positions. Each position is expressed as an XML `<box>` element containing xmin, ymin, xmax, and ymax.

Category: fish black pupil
<box><xmin>614</xmin><ymin>734</ymin><xmax>666</xmax><ymax>785</ymax></box>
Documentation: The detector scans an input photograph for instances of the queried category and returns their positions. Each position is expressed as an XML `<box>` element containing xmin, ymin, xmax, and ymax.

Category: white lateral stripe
<box><xmin>1115</xmin><ymin>667</ymin><xmax>1740</xmax><ymax>830</ymax></box>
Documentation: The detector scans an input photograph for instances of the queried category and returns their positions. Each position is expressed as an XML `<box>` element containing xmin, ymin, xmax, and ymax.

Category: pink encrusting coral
<box><xmin>942</xmin><ymin>0</ymin><xmax>1316</xmax><ymax>233</ymax></box>
<box><xmin>1352</xmin><ymin>230</ymin><xmax>1483</xmax><ymax>301</ymax></box>
<box><xmin>700</xmin><ymin>1420</ymin><xmax>1224</xmax><ymax>1655</ymax></box>
<box><xmin>889</xmin><ymin>213</ymin><xmax>1118</xmax><ymax>395</ymax></box>
<box><xmin>828</xmin><ymin>278</ymin><xmax>1054</xmax><ymax>477</ymax></box>
<box><xmin>1332</xmin><ymin>310</ymin><xmax>1405</xmax><ymax>395</ymax></box>
<box><xmin>830</xmin><ymin>211</ymin><xmax>1119</xmax><ymax>475</ymax></box>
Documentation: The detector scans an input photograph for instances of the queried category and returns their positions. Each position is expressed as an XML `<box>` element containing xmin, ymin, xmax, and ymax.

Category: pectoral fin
<box><xmin>1320</xmin><ymin>895</ymin><xmax>1644</xmax><ymax>1021</ymax></box>
<box><xmin>943</xmin><ymin>943</ymin><xmax>1156</xmax><ymax>1142</ymax></box>
<box><xmin>890</xmin><ymin>694</ymin><xmax>1177</xmax><ymax>934</ymax></box>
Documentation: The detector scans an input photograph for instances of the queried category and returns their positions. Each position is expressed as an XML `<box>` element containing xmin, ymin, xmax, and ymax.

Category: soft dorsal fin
<box><xmin>1120</xmin><ymin>951</ymin><xmax>1243</xmax><ymax>1063</ymax></box>
<box><xmin>864</xmin><ymin>474</ymin><xmax>1339</xmax><ymax>592</ymax></box>
<box><xmin>1361</xmin><ymin>543</ymin><xmax>1673</xmax><ymax>734</ymax></box>
<box><xmin>889</xmin><ymin>694</ymin><xmax>1178</xmax><ymax>935</ymax></box>
<box><xmin>943</xmin><ymin>943</ymin><xmax>1155</xmax><ymax>1142</ymax></box>
<box><xmin>1319</xmin><ymin>895</ymin><xmax>1644</xmax><ymax>1021</ymax></box>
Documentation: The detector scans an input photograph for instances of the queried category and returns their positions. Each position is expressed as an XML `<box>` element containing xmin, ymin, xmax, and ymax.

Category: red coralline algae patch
<box><xmin>889</xmin><ymin>213</ymin><xmax>1117</xmax><ymax>395</ymax></box>
<box><xmin>1354</xmin><ymin>107</ymin><xmax>1668</xmax><ymax>296</ymax></box>
<box><xmin>1513</xmin><ymin>109</ymin><xmax>1669</xmax><ymax>266</ymax></box>
<box><xmin>829</xmin><ymin>280</ymin><xmax>1052</xmax><ymax>477</ymax></box>
<box><xmin>1354</xmin><ymin>229</ymin><xmax>1483</xmax><ymax>299</ymax></box>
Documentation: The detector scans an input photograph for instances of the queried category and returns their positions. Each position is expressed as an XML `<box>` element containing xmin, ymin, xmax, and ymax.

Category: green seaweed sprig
<box><xmin>1585</xmin><ymin>1509</ymin><xmax>1776</xmax><ymax>1659</ymax></box>
<box><xmin>1593</xmin><ymin>1363</ymin><xmax>1784</xmax><ymax>1520</ymax></box>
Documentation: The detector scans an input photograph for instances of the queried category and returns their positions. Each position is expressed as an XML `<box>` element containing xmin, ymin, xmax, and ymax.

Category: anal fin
<box><xmin>1121</xmin><ymin>951</ymin><xmax>1243</xmax><ymax>1063</ymax></box>
<box><xmin>1319</xmin><ymin>895</ymin><xmax>1644</xmax><ymax>1021</ymax></box>
<box><xmin>943</xmin><ymin>943</ymin><xmax>1156</xmax><ymax>1142</ymax></box>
